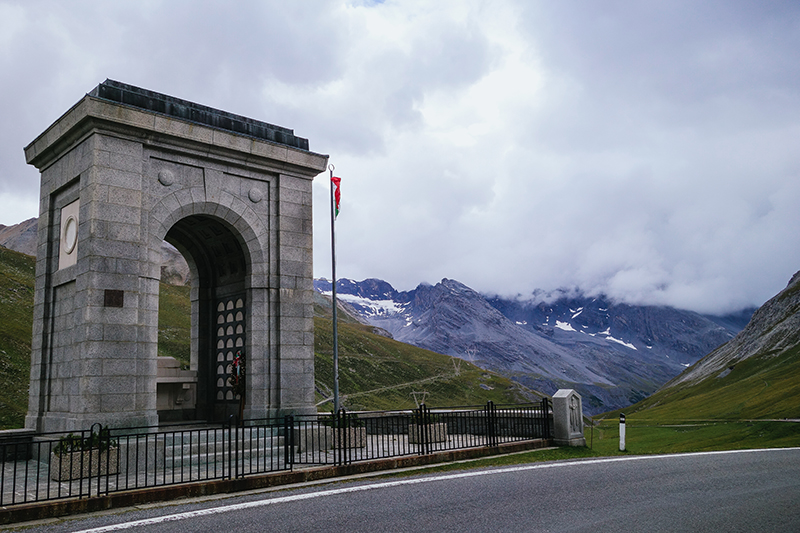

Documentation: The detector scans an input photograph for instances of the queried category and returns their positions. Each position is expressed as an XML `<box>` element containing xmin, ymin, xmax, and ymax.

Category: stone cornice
<box><xmin>25</xmin><ymin>87</ymin><xmax>328</xmax><ymax>177</ymax></box>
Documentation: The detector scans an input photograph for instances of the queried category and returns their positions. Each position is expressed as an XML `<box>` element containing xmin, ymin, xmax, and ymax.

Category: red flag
<box><xmin>331</xmin><ymin>176</ymin><xmax>341</xmax><ymax>218</ymax></box>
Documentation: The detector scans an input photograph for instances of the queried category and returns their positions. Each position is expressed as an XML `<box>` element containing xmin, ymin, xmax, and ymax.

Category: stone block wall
<box><xmin>24</xmin><ymin>80</ymin><xmax>327</xmax><ymax>432</ymax></box>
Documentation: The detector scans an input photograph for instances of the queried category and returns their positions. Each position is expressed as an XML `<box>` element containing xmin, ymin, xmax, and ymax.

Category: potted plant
<box><xmin>50</xmin><ymin>426</ymin><xmax>119</xmax><ymax>481</ymax></box>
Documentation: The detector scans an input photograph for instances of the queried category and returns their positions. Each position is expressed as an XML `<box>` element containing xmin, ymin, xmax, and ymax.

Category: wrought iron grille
<box><xmin>215</xmin><ymin>295</ymin><xmax>246</xmax><ymax>404</ymax></box>
<box><xmin>0</xmin><ymin>400</ymin><xmax>552</xmax><ymax>507</ymax></box>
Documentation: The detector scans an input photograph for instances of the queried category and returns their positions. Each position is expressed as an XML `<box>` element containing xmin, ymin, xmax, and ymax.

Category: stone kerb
<box><xmin>552</xmin><ymin>389</ymin><xmax>586</xmax><ymax>446</ymax></box>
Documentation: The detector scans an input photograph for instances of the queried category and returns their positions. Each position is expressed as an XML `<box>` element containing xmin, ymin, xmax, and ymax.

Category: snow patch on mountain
<box><xmin>555</xmin><ymin>321</ymin><xmax>577</xmax><ymax>332</ymax></box>
<box><xmin>605</xmin><ymin>336</ymin><xmax>637</xmax><ymax>350</ymax></box>
<box><xmin>321</xmin><ymin>291</ymin><xmax>406</xmax><ymax>317</ymax></box>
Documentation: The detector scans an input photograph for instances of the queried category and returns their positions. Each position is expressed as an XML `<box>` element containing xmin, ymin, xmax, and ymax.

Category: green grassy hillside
<box><xmin>604</xmin><ymin>273</ymin><xmax>800</xmax><ymax>424</ymax></box>
<box><xmin>313</xmin><ymin>314</ymin><xmax>539</xmax><ymax>411</ymax></box>
<box><xmin>613</xmin><ymin>342</ymin><xmax>800</xmax><ymax>422</ymax></box>
<box><xmin>157</xmin><ymin>283</ymin><xmax>191</xmax><ymax>366</ymax></box>
<box><xmin>312</xmin><ymin>294</ymin><xmax>541</xmax><ymax>409</ymax></box>
<box><xmin>0</xmin><ymin>247</ymin><xmax>34</xmax><ymax>429</ymax></box>
<box><xmin>584</xmin><ymin>320</ymin><xmax>800</xmax><ymax>454</ymax></box>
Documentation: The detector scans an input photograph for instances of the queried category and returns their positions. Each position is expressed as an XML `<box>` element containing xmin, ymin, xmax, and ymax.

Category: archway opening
<box><xmin>156</xmin><ymin>242</ymin><xmax>192</xmax><ymax>422</ymax></box>
<box><xmin>157</xmin><ymin>215</ymin><xmax>249</xmax><ymax>423</ymax></box>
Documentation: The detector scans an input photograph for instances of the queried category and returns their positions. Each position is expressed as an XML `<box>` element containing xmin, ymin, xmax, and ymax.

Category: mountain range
<box><xmin>315</xmin><ymin>278</ymin><xmax>753</xmax><ymax>414</ymax></box>
<box><xmin>0</xmin><ymin>217</ymin><xmax>756</xmax><ymax>415</ymax></box>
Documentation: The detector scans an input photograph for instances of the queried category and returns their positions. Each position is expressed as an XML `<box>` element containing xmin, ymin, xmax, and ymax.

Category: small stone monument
<box><xmin>23</xmin><ymin>80</ymin><xmax>328</xmax><ymax>432</ymax></box>
<box><xmin>552</xmin><ymin>389</ymin><xmax>586</xmax><ymax>446</ymax></box>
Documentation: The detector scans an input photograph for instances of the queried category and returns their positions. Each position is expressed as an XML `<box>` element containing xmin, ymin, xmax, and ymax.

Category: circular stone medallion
<box><xmin>248</xmin><ymin>188</ymin><xmax>263</xmax><ymax>203</ymax></box>
<box><xmin>63</xmin><ymin>215</ymin><xmax>78</xmax><ymax>254</ymax></box>
<box><xmin>158</xmin><ymin>169</ymin><xmax>175</xmax><ymax>186</ymax></box>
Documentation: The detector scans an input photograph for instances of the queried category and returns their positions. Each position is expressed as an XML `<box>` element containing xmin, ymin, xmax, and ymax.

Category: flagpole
<box><xmin>329</xmin><ymin>164</ymin><xmax>340</xmax><ymax>414</ymax></box>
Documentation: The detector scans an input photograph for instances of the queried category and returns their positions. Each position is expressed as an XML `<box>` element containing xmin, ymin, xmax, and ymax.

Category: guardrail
<box><xmin>0</xmin><ymin>400</ymin><xmax>551</xmax><ymax>507</ymax></box>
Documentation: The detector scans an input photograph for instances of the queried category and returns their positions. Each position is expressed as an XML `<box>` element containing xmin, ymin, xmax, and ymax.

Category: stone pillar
<box><xmin>23</xmin><ymin>80</ymin><xmax>327</xmax><ymax>432</ymax></box>
<box><xmin>552</xmin><ymin>389</ymin><xmax>586</xmax><ymax>446</ymax></box>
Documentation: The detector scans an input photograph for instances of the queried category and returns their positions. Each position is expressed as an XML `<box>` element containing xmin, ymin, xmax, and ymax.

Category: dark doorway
<box><xmin>162</xmin><ymin>215</ymin><xmax>249</xmax><ymax>422</ymax></box>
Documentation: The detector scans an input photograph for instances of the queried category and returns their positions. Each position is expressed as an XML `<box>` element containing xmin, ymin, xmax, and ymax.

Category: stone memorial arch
<box><xmin>24</xmin><ymin>80</ymin><xmax>327</xmax><ymax>433</ymax></box>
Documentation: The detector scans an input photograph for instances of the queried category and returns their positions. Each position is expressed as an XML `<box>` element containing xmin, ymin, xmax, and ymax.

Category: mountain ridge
<box><xmin>0</xmin><ymin>218</ymin><xmax>37</xmax><ymax>257</ymax></box>
<box><xmin>619</xmin><ymin>269</ymin><xmax>800</xmax><ymax>421</ymax></box>
<box><xmin>315</xmin><ymin>277</ymin><xmax>753</xmax><ymax>414</ymax></box>
<box><xmin>660</xmin><ymin>269</ymin><xmax>800</xmax><ymax>390</ymax></box>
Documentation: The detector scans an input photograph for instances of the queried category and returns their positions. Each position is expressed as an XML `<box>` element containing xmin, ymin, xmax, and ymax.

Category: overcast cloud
<box><xmin>1</xmin><ymin>0</ymin><xmax>798</xmax><ymax>314</ymax></box>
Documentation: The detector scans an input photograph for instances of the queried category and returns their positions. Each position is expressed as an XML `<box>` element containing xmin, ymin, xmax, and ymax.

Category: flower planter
<box><xmin>408</xmin><ymin>422</ymin><xmax>448</xmax><ymax>444</ymax></box>
<box><xmin>295</xmin><ymin>426</ymin><xmax>368</xmax><ymax>451</ymax></box>
<box><xmin>50</xmin><ymin>448</ymin><xmax>119</xmax><ymax>481</ymax></box>
<box><xmin>332</xmin><ymin>427</ymin><xmax>367</xmax><ymax>448</ymax></box>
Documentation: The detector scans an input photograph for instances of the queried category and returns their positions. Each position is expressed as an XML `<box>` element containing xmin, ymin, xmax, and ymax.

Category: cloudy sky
<box><xmin>1</xmin><ymin>1</ymin><xmax>799</xmax><ymax>314</ymax></box>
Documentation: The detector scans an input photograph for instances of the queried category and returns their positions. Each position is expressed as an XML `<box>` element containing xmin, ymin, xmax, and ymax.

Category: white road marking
<box><xmin>74</xmin><ymin>447</ymin><xmax>800</xmax><ymax>532</ymax></box>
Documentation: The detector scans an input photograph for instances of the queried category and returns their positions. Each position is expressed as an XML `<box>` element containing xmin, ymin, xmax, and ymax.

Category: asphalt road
<box><xmin>12</xmin><ymin>447</ymin><xmax>800</xmax><ymax>533</ymax></box>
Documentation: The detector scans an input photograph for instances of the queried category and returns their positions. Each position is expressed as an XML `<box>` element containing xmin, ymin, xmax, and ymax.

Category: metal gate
<box><xmin>215</xmin><ymin>295</ymin><xmax>246</xmax><ymax>404</ymax></box>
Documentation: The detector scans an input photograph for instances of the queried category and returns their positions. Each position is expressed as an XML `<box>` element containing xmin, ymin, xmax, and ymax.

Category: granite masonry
<box><xmin>552</xmin><ymin>389</ymin><xmax>586</xmax><ymax>446</ymax></box>
<box><xmin>24</xmin><ymin>80</ymin><xmax>327</xmax><ymax>432</ymax></box>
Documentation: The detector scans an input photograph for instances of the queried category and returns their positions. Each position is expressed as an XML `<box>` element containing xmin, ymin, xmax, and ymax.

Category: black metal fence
<box><xmin>0</xmin><ymin>400</ymin><xmax>551</xmax><ymax>507</ymax></box>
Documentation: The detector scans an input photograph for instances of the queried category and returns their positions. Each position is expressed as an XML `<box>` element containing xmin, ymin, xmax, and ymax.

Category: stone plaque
<box><xmin>552</xmin><ymin>389</ymin><xmax>586</xmax><ymax>446</ymax></box>
<box><xmin>103</xmin><ymin>289</ymin><xmax>124</xmax><ymax>308</ymax></box>
<box><xmin>58</xmin><ymin>199</ymin><xmax>80</xmax><ymax>270</ymax></box>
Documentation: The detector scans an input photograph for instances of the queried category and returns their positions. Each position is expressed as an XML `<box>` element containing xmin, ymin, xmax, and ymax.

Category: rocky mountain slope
<box><xmin>662</xmin><ymin>270</ymin><xmax>800</xmax><ymax>389</ymax></box>
<box><xmin>0</xmin><ymin>218</ymin><xmax>37</xmax><ymax>257</ymax></box>
<box><xmin>315</xmin><ymin>278</ymin><xmax>752</xmax><ymax>414</ymax></box>
<box><xmin>620</xmin><ymin>270</ymin><xmax>800</xmax><ymax>421</ymax></box>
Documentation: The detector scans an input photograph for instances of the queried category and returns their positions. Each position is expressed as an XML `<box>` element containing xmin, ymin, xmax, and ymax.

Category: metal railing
<box><xmin>0</xmin><ymin>399</ymin><xmax>551</xmax><ymax>507</ymax></box>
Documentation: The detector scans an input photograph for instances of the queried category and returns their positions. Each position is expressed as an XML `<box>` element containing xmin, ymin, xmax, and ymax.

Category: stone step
<box><xmin>161</xmin><ymin>445</ymin><xmax>293</xmax><ymax>470</ymax></box>
<box><xmin>115</xmin><ymin>428</ymin><xmax>293</xmax><ymax>472</ymax></box>
<box><xmin>158</xmin><ymin>432</ymin><xmax>284</xmax><ymax>455</ymax></box>
<box><xmin>158</xmin><ymin>429</ymin><xmax>290</xmax><ymax>469</ymax></box>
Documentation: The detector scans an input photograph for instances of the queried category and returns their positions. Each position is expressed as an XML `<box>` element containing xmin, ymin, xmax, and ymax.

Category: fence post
<box><xmin>225</xmin><ymin>415</ymin><xmax>232</xmax><ymax>480</ymax></box>
<box><xmin>90</xmin><ymin>423</ymin><xmax>100</xmax><ymax>497</ymax></box>
<box><xmin>284</xmin><ymin>415</ymin><xmax>294</xmax><ymax>469</ymax></box>
<box><xmin>422</xmin><ymin>404</ymin><xmax>430</xmax><ymax>455</ymax></box>
<box><xmin>343</xmin><ymin>408</ymin><xmax>348</xmax><ymax>466</ymax></box>
<box><xmin>235</xmin><ymin>416</ymin><xmax>242</xmax><ymax>479</ymax></box>
<box><xmin>334</xmin><ymin>410</ymin><xmax>340</xmax><ymax>466</ymax></box>
<box><xmin>414</xmin><ymin>404</ymin><xmax>430</xmax><ymax>455</ymax></box>
<box><xmin>415</xmin><ymin>405</ymin><xmax>421</xmax><ymax>455</ymax></box>
<box><xmin>486</xmin><ymin>401</ymin><xmax>497</xmax><ymax>447</ymax></box>
<box><xmin>97</xmin><ymin>423</ymin><xmax>113</xmax><ymax>497</ymax></box>
<box><xmin>542</xmin><ymin>397</ymin><xmax>552</xmax><ymax>438</ymax></box>
<box><xmin>335</xmin><ymin>408</ymin><xmax>350</xmax><ymax>466</ymax></box>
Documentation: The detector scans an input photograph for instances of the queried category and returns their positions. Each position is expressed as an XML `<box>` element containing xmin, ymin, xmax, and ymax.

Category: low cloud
<box><xmin>2</xmin><ymin>0</ymin><xmax>798</xmax><ymax>314</ymax></box>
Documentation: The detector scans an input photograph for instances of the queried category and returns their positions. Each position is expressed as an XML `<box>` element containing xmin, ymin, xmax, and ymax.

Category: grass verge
<box><xmin>373</xmin><ymin>419</ymin><xmax>800</xmax><ymax>478</ymax></box>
